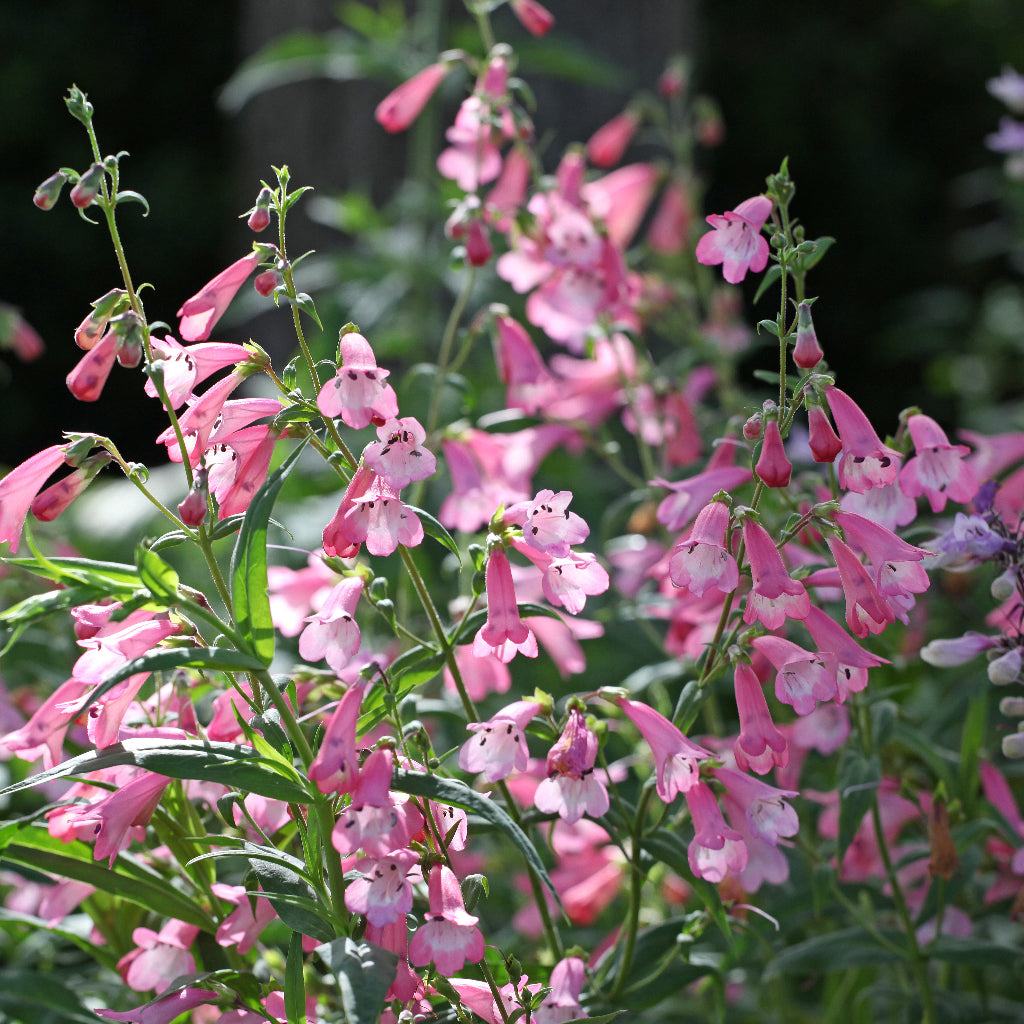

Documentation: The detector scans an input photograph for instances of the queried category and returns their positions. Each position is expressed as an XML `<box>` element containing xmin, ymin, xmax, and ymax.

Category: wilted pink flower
<box><xmin>96</xmin><ymin>988</ymin><xmax>219</xmax><ymax>1024</ymax></box>
<box><xmin>535</xmin><ymin>709</ymin><xmax>609</xmax><ymax>823</ymax></box>
<box><xmin>317</xmin><ymin>332</ymin><xmax>399</xmax><ymax>429</ymax></box>
<box><xmin>409</xmin><ymin>864</ymin><xmax>485</xmax><ymax>974</ymax></box>
<box><xmin>668</xmin><ymin>500</ymin><xmax>739</xmax><ymax>597</ymax></box>
<box><xmin>363</xmin><ymin>417</ymin><xmax>437</xmax><ymax>490</ymax></box>
<box><xmin>826</xmin><ymin>387</ymin><xmax>901</xmax><ymax>493</ymax></box>
<box><xmin>733</xmin><ymin>663</ymin><xmax>788</xmax><ymax>775</ymax></box>
<box><xmin>212</xmin><ymin>883</ymin><xmax>275</xmax><ymax>954</ymax></box>
<box><xmin>752</xmin><ymin>634</ymin><xmax>838</xmax><ymax>716</ymax></box>
<box><xmin>510</xmin><ymin>0</ymin><xmax>555</xmax><ymax>36</ymax></box>
<box><xmin>345</xmin><ymin>847</ymin><xmax>419</xmax><ymax>926</ymax></box>
<box><xmin>685</xmin><ymin>781</ymin><xmax>748</xmax><ymax>882</ymax></box>
<box><xmin>342</xmin><ymin>476</ymin><xmax>423</xmax><ymax>557</ymax></box>
<box><xmin>298</xmin><ymin>577</ymin><xmax>364</xmax><ymax>674</ymax></box>
<box><xmin>755</xmin><ymin>417</ymin><xmax>792</xmax><ymax>487</ymax></box>
<box><xmin>459</xmin><ymin>699</ymin><xmax>544</xmax><ymax>782</ymax></box>
<box><xmin>177</xmin><ymin>253</ymin><xmax>259</xmax><ymax>341</ymax></box>
<box><xmin>617</xmin><ymin>697</ymin><xmax>710</xmax><ymax>802</ymax></box>
<box><xmin>695</xmin><ymin>195</ymin><xmax>772</xmax><ymax>284</ymax></box>
<box><xmin>742</xmin><ymin>519</ymin><xmax>810</xmax><ymax>628</ymax></box>
<box><xmin>587</xmin><ymin>111</ymin><xmax>638</xmax><ymax>167</ymax></box>
<box><xmin>900</xmin><ymin>413</ymin><xmax>978</xmax><ymax>512</ymax></box>
<box><xmin>474</xmin><ymin>548</ymin><xmax>537</xmax><ymax>663</ymax></box>
<box><xmin>309</xmin><ymin>680</ymin><xmax>366</xmax><ymax>795</ymax></box>
<box><xmin>376</xmin><ymin>62</ymin><xmax>451</xmax><ymax>133</ymax></box>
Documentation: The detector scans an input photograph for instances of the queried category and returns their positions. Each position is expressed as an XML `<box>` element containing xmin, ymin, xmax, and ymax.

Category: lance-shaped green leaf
<box><xmin>135</xmin><ymin>543</ymin><xmax>180</xmax><ymax>602</ymax></box>
<box><xmin>2</xmin><ymin>554</ymin><xmax>142</xmax><ymax>592</ymax></box>
<box><xmin>315</xmin><ymin>938</ymin><xmax>398</xmax><ymax>1024</ymax></box>
<box><xmin>285</xmin><ymin>931</ymin><xmax>306</xmax><ymax>1024</ymax></box>
<box><xmin>0</xmin><ymin>738</ymin><xmax>309</xmax><ymax>804</ymax></box>
<box><xmin>763</xmin><ymin>926</ymin><xmax>905</xmax><ymax>977</ymax></box>
<box><xmin>231</xmin><ymin>441</ymin><xmax>307</xmax><ymax>664</ymax></box>
<box><xmin>0</xmin><ymin>584</ymin><xmax>108</xmax><ymax>627</ymax></box>
<box><xmin>392</xmin><ymin>769</ymin><xmax>561</xmax><ymax>910</ymax></box>
<box><xmin>836</xmin><ymin>748</ymin><xmax>881</xmax><ymax>861</ymax></box>
<box><xmin>250</xmin><ymin>858</ymin><xmax>335</xmax><ymax>942</ymax></box>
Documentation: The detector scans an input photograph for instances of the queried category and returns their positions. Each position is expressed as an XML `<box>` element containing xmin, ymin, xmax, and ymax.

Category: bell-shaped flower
<box><xmin>825</xmin><ymin>387</ymin><xmax>901</xmax><ymax>493</ymax></box>
<box><xmin>807</xmin><ymin>404</ymin><xmax>843</xmax><ymax>464</ymax></box>
<box><xmin>0</xmin><ymin>677</ymin><xmax>91</xmax><ymax>767</ymax></box>
<box><xmin>900</xmin><ymin>413</ymin><xmax>978</xmax><ymax>512</ymax></box>
<box><xmin>322</xmin><ymin>463</ymin><xmax>375</xmax><ymax>559</ymax></box>
<box><xmin>534</xmin><ymin>709</ymin><xmax>609</xmax><ymax>823</ymax></box>
<box><xmin>755</xmin><ymin>417</ymin><xmax>792</xmax><ymax>487</ymax></box>
<box><xmin>695</xmin><ymin>195</ymin><xmax>772</xmax><ymax>284</ymax></box>
<box><xmin>177</xmin><ymin>253</ymin><xmax>259</xmax><ymax>341</ymax></box>
<box><xmin>732</xmin><ymin>663</ymin><xmax>788</xmax><ymax>775</ymax></box>
<box><xmin>376</xmin><ymin>61</ymin><xmax>451</xmax><ymax>133</ymax></box>
<box><xmin>0</xmin><ymin>443</ymin><xmax>68</xmax><ymax>552</ymax></box>
<box><xmin>409</xmin><ymin>864</ymin><xmax>485</xmax><ymax>975</ymax></box>
<box><xmin>157</xmin><ymin>372</ymin><xmax>246</xmax><ymax>465</ymax></box>
<box><xmin>459</xmin><ymin>699</ymin><xmax>544</xmax><ymax>782</ymax></box>
<box><xmin>317</xmin><ymin>331</ymin><xmax>399</xmax><ymax>429</ymax></box>
<box><xmin>587</xmin><ymin>110</ymin><xmax>639</xmax><ymax>167</ymax></box>
<box><xmin>147</xmin><ymin>337</ymin><xmax>250</xmax><ymax>408</ymax></box>
<box><xmin>507</xmin><ymin>488</ymin><xmax>589</xmax><ymax>557</ymax></box>
<box><xmin>363</xmin><ymin>416</ymin><xmax>437</xmax><ymax>490</ymax></box>
<box><xmin>836</xmin><ymin>509</ymin><xmax>930</xmax><ymax>604</ymax></box>
<box><xmin>801</xmin><ymin>604</ymin><xmax>888</xmax><ymax>701</ymax></box>
<box><xmin>67</xmin><ymin>329</ymin><xmax>118</xmax><ymax>401</ymax></box>
<box><xmin>684</xmin><ymin>781</ymin><xmax>748</xmax><ymax>883</ymax></box>
<box><xmin>513</xmin><ymin>540</ymin><xmax>608</xmax><ymax>615</ymax></box>
<box><xmin>668</xmin><ymin>499</ymin><xmax>738</xmax><ymax>597</ymax></box>
<box><xmin>298</xmin><ymin>577</ymin><xmax>363</xmax><ymax>674</ymax></box>
<box><xmin>827</xmin><ymin>535</ymin><xmax>894</xmax><ymax>638</ymax></box>
<box><xmin>308</xmin><ymin>681</ymin><xmax>366</xmax><ymax>795</ymax></box>
<box><xmin>208</xmin><ymin>425</ymin><xmax>277</xmax><ymax>519</ymax></box>
<box><xmin>342</xmin><ymin>476</ymin><xmax>423</xmax><ymax>557</ymax></box>
<box><xmin>840</xmin><ymin>479</ymin><xmax>918</xmax><ymax>532</ymax></box>
<box><xmin>344</xmin><ymin>847</ymin><xmax>419</xmax><ymax>927</ymax></box>
<box><xmin>742</xmin><ymin>519</ymin><xmax>810</xmax><ymax>628</ymax></box>
<box><xmin>715</xmin><ymin>767</ymin><xmax>799</xmax><ymax>845</ymax></box>
<box><xmin>473</xmin><ymin>548</ymin><xmax>538</xmax><ymax>663</ymax></box>
<box><xmin>332</xmin><ymin>748</ymin><xmax>422</xmax><ymax>856</ymax></box>
<box><xmin>212</xmin><ymin>883</ymin><xmax>275</xmax><ymax>954</ymax></box>
<box><xmin>583</xmin><ymin>163</ymin><xmax>659</xmax><ymax>248</ymax></box>
<box><xmin>752</xmin><ymin>634</ymin><xmax>838</xmax><ymax>715</ymax></box>
<box><xmin>617</xmin><ymin>696</ymin><xmax>710</xmax><ymax>802</ymax></box>
<box><xmin>71</xmin><ymin>771</ymin><xmax>171</xmax><ymax>865</ymax></box>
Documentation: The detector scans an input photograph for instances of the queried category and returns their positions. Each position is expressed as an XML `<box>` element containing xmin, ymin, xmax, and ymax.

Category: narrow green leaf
<box><xmin>231</xmin><ymin>441</ymin><xmax>308</xmax><ymax>664</ymax></box>
<box><xmin>764</xmin><ymin>927</ymin><xmax>904</xmax><ymax>977</ymax></box>
<box><xmin>316</xmin><ymin>938</ymin><xmax>399</xmax><ymax>1024</ymax></box>
<box><xmin>753</xmin><ymin>263</ymin><xmax>783</xmax><ymax>303</ymax></box>
<box><xmin>392</xmin><ymin>769</ymin><xmax>561</xmax><ymax>910</ymax></box>
<box><xmin>837</xmin><ymin>748</ymin><xmax>880</xmax><ymax>861</ymax></box>
<box><xmin>135</xmin><ymin>543</ymin><xmax>180</xmax><ymax>602</ymax></box>
<box><xmin>3</xmin><ymin>554</ymin><xmax>142</xmax><ymax>592</ymax></box>
<box><xmin>115</xmin><ymin>189</ymin><xmax>150</xmax><ymax>216</ymax></box>
<box><xmin>285</xmin><ymin>931</ymin><xmax>306</xmax><ymax>1024</ymax></box>
<box><xmin>0</xmin><ymin>585</ymin><xmax>108</xmax><ymax>626</ymax></box>
<box><xmin>252</xmin><ymin>858</ymin><xmax>335</xmax><ymax>942</ymax></box>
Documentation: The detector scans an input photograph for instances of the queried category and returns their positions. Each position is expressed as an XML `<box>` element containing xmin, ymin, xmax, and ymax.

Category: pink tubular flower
<box><xmin>409</xmin><ymin>864</ymin><xmax>485</xmax><ymax>975</ymax></box>
<box><xmin>459</xmin><ymin>699</ymin><xmax>544</xmax><ymax>782</ymax></box>
<box><xmin>900</xmin><ymin>413</ymin><xmax>979</xmax><ymax>512</ymax></box>
<box><xmin>322</xmin><ymin>463</ymin><xmax>376</xmax><ymax>558</ymax></box>
<box><xmin>486</xmin><ymin>147</ymin><xmax>532</xmax><ymax>229</ymax></box>
<box><xmin>317</xmin><ymin>331</ymin><xmax>399</xmax><ymax>429</ymax></box>
<box><xmin>298</xmin><ymin>577</ymin><xmax>364</xmax><ymax>674</ymax></box>
<box><xmin>208</xmin><ymin>425</ymin><xmax>277</xmax><ymax>519</ymax></box>
<box><xmin>695</xmin><ymin>195</ymin><xmax>772</xmax><ymax>284</ymax></box>
<box><xmin>473</xmin><ymin>548</ymin><xmax>538</xmax><ymax>663</ymax></box>
<box><xmin>268</xmin><ymin>554</ymin><xmax>336</xmax><ymax>637</ymax></box>
<box><xmin>507</xmin><ymin>488</ymin><xmax>589</xmax><ymax>557</ymax></box>
<box><xmin>363</xmin><ymin>417</ymin><xmax>437</xmax><ymax>490</ymax></box>
<box><xmin>342</xmin><ymin>476</ymin><xmax>424</xmax><ymax>557</ymax></box>
<box><xmin>654</xmin><ymin>449</ymin><xmax>752</xmax><ymax>532</ymax></box>
<box><xmin>840</xmin><ymin>479</ymin><xmax>918</xmax><ymax>532</ymax></box>
<box><xmin>835</xmin><ymin>509</ymin><xmax>930</xmax><ymax>604</ymax></box>
<box><xmin>807</xmin><ymin>404</ymin><xmax>843</xmax><ymax>464</ymax></box>
<box><xmin>801</xmin><ymin>604</ymin><xmax>888</xmax><ymax>701</ymax></box>
<box><xmin>742</xmin><ymin>519</ymin><xmax>810</xmax><ymax>628</ymax></box>
<box><xmin>733</xmin><ymin>663</ymin><xmax>788</xmax><ymax>775</ymax></box>
<box><xmin>583</xmin><ymin>163</ymin><xmax>659</xmax><ymax>248</ymax></box>
<box><xmin>0</xmin><ymin>677</ymin><xmax>90</xmax><ymax>767</ymax></box>
<box><xmin>792</xmin><ymin>300</ymin><xmax>823</xmax><ymax>369</ymax></box>
<box><xmin>751</xmin><ymin>634</ymin><xmax>838</xmax><ymax>716</ymax></box>
<box><xmin>96</xmin><ymin>988</ymin><xmax>219</xmax><ymax>1024</ymax></box>
<box><xmin>494</xmin><ymin>313</ymin><xmax>555</xmax><ymax>414</ymax></box>
<box><xmin>715</xmin><ymin>767</ymin><xmax>799</xmax><ymax>845</ymax></box>
<box><xmin>66</xmin><ymin>329</ymin><xmax>118</xmax><ymax>401</ymax></box>
<box><xmin>617</xmin><ymin>697</ymin><xmax>710</xmax><ymax>802</ymax></box>
<box><xmin>510</xmin><ymin>0</ymin><xmax>555</xmax><ymax>36</ymax></box>
<box><xmin>332</xmin><ymin>748</ymin><xmax>422</xmax><ymax>857</ymax></box>
<box><xmin>587</xmin><ymin>110</ymin><xmax>638</xmax><ymax>168</ymax></box>
<box><xmin>117</xmin><ymin>919</ymin><xmax>198</xmax><ymax>993</ymax></box>
<box><xmin>684</xmin><ymin>782</ymin><xmax>748</xmax><ymax>883</ymax></box>
<box><xmin>534</xmin><ymin>550</ymin><xmax>609</xmax><ymax>615</ymax></box>
<box><xmin>535</xmin><ymin>956</ymin><xmax>586</xmax><ymax>1023</ymax></box>
<box><xmin>157</xmin><ymin>372</ymin><xmax>246</xmax><ymax>465</ymax></box>
<box><xmin>345</xmin><ymin>847</ymin><xmax>419</xmax><ymax>926</ymax></box>
<box><xmin>756</xmin><ymin>418</ymin><xmax>792</xmax><ymax>487</ymax></box>
<box><xmin>73</xmin><ymin>612</ymin><xmax>179</xmax><ymax>685</ymax></box>
<box><xmin>827</xmin><ymin>535</ymin><xmax>894</xmax><ymax>638</ymax></box>
<box><xmin>668</xmin><ymin>499</ymin><xmax>738</xmax><ymax>597</ymax></box>
<box><xmin>308</xmin><ymin>681</ymin><xmax>366</xmax><ymax>795</ymax></box>
<box><xmin>534</xmin><ymin>709</ymin><xmax>609</xmax><ymax>823</ymax></box>
<box><xmin>212</xmin><ymin>883</ymin><xmax>275</xmax><ymax>954</ymax></box>
<box><xmin>825</xmin><ymin>387</ymin><xmax>901</xmax><ymax>493</ymax></box>
<box><xmin>176</xmin><ymin>253</ymin><xmax>259</xmax><ymax>341</ymax></box>
<box><xmin>146</xmin><ymin>337</ymin><xmax>250</xmax><ymax>408</ymax></box>
<box><xmin>30</xmin><ymin>457</ymin><xmax>104</xmax><ymax>522</ymax></box>
<box><xmin>376</xmin><ymin>62</ymin><xmax>450</xmax><ymax>133</ymax></box>
<box><xmin>73</xmin><ymin>771</ymin><xmax>172</xmax><ymax>865</ymax></box>
<box><xmin>0</xmin><ymin>443</ymin><xmax>67</xmax><ymax>551</ymax></box>
<box><xmin>648</xmin><ymin>179</ymin><xmax>692</xmax><ymax>255</ymax></box>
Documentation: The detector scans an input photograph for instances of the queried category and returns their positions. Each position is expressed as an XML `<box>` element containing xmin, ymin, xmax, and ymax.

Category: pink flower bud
<box><xmin>743</xmin><ymin>413</ymin><xmax>763</xmax><ymax>441</ymax></box>
<box><xmin>807</xmin><ymin>404</ymin><xmax>843</xmax><ymax>463</ymax></box>
<box><xmin>586</xmin><ymin>111</ymin><xmax>639</xmax><ymax>168</ymax></box>
<box><xmin>793</xmin><ymin>301</ymin><xmax>823</xmax><ymax>369</ymax></box>
<box><xmin>755</xmin><ymin>418</ymin><xmax>792</xmax><ymax>487</ymax></box>
<box><xmin>647</xmin><ymin>179</ymin><xmax>691</xmax><ymax>255</ymax></box>
<box><xmin>178</xmin><ymin>485</ymin><xmax>208</xmax><ymax>527</ymax></box>
<box><xmin>254</xmin><ymin>269</ymin><xmax>282</xmax><ymax>297</ymax></box>
<box><xmin>465</xmin><ymin>220</ymin><xmax>492</xmax><ymax>267</ymax></box>
<box><xmin>69</xmin><ymin>163</ymin><xmax>104</xmax><ymax>209</ymax></box>
<box><xmin>375</xmin><ymin>62</ymin><xmax>450</xmax><ymax>134</ymax></box>
<box><xmin>510</xmin><ymin>0</ymin><xmax>555</xmax><ymax>36</ymax></box>
<box><xmin>33</xmin><ymin>171</ymin><xmax>66</xmax><ymax>211</ymax></box>
<box><xmin>67</xmin><ymin>331</ymin><xmax>118</xmax><ymax>402</ymax></box>
<box><xmin>658</xmin><ymin>64</ymin><xmax>687</xmax><ymax>98</ymax></box>
<box><xmin>247</xmin><ymin>187</ymin><xmax>273</xmax><ymax>233</ymax></box>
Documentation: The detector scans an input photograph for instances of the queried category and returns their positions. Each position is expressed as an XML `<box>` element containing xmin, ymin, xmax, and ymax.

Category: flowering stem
<box><xmin>469</xmin><ymin>2</ymin><xmax>497</xmax><ymax>52</ymax></box>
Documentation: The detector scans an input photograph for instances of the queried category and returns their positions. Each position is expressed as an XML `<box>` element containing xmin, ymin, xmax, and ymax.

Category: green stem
<box><xmin>610</xmin><ymin>785</ymin><xmax>654</xmax><ymax>998</ymax></box>
<box><xmin>426</xmin><ymin>266</ymin><xmax>477</xmax><ymax>437</ymax></box>
<box><xmin>480</xmin><ymin>958</ymin><xmax>511</xmax><ymax>1023</ymax></box>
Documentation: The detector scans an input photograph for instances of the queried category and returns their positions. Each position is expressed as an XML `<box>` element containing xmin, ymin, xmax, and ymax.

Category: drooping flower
<box><xmin>751</xmin><ymin>634</ymin><xmax>838</xmax><ymax>715</ymax></box>
<box><xmin>695</xmin><ymin>195</ymin><xmax>772</xmax><ymax>284</ymax></box>
<box><xmin>317</xmin><ymin>331</ymin><xmax>399</xmax><ymax>429</ymax></box>
<box><xmin>212</xmin><ymin>883</ymin><xmax>275</xmax><ymax>954</ymax></box>
<box><xmin>807</xmin><ymin>403</ymin><xmax>843</xmax><ymax>464</ymax></box>
<box><xmin>363</xmin><ymin>417</ymin><xmax>437</xmax><ymax>490</ymax></box>
<box><xmin>0</xmin><ymin>677</ymin><xmax>91</xmax><ymax>768</ymax></box>
<box><xmin>344</xmin><ymin>847</ymin><xmax>419</xmax><ymax>927</ymax></box>
<box><xmin>298</xmin><ymin>577</ymin><xmax>364</xmax><ymax>674</ymax></box>
<box><xmin>684</xmin><ymin>781</ymin><xmax>748</xmax><ymax>883</ymax></box>
<box><xmin>742</xmin><ymin>519</ymin><xmax>810</xmax><ymax>628</ymax></box>
<box><xmin>587</xmin><ymin>110</ymin><xmax>638</xmax><ymax>167</ymax></box>
<box><xmin>825</xmin><ymin>387</ymin><xmax>901</xmax><ymax>493</ymax></box>
<box><xmin>534</xmin><ymin>709</ymin><xmax>609</xmax><ymax>823</ymax></box>
<box><xmin>409</xmin><ymin>864</ymin><xmax>485</xmax><ymax>975</ymax></box>
<box><xmin>95</xmin><ymin>988</ymin><xmax>219</xmax><ymax>1024</ymax></box>
<box><xmin>376</xmin><ymin>62</ymin><xmax>451</xmax><ymax>133</ymax></box>
<box><xmin>177</xmin><ymin>253</ymin><xmax>259</xmax><ymax>341</ymax></box>
<box><xmin>668</xmin><ymin>499</ymin><xmax>739</xmax><ymax>598</ymax></box>
<box><xmin>71</xmin><ymin>771</ymin><xmax>171</xmax><ymax>865</ymax></box>
<box><xmin>510</xmin><ymin>0</ymin><xmax>555</xmax><ymax>35</ymax></box>
<box><xmin>493</xmin><ymin>312</ymin><xmax>555</xmax><ymax>414</ymax></box>
<box><xmin>732</xmin><ymin>663</ymin><xmax>788</xmax><ymax>775</ymax></box>
<box><xmin>616</xmin><ymin>697</ymin><xmax>710</xmax><ymax>802</ymax></box>
<box><xmin>534</xmin><ymin>957</ymin><xmax>586</xmax><ymax>1023</ymax></box>
<box><xmin>827</xmin><ymin>535</ymin><xmax>894</xmax><ymax>638</ymax></box>
<box><xmin>513</xmin><ymin>540</ymin><xmax>609</xmax><ymax>615</ymax></box>
<box><xmin>31</xmin><ymin>456</ymin><xmax>106</xmax><ymax>522</ymax></box>
<box><xmin>715</xmin><ymin>767</ymin><xmax>799</xmax><ymax>845</ymax></box>
<box><xmin>0</xmin><ymin>444</ymin><xmax>67</xmax><ymax>552</ymax></box>
<box><xmin>342</xmin><ymin>475</ymin><xmax>424</xmax><ymax>557</ymax></box>
<box><xmin>583</xmin><ymin>163</ymin><xmax>659</xmax><ymax>248</ymax></box>
<box><xmin>755</xmin><ymin>417</ymin><xmax>792</xmax><ymax>487</ymax></box>
<box><xmin>459</xmin><ymin>699</ymin><xmax>544</xmax><ymax>782</ymax></box>
<box><xmin>308</xmin><ymin>681</ymin><xmax>366</xmax><ymax>795</ymax></box>
<box><xmin>840</xmin><ymin>479</ymin><xmax>918</xmax><ymax>532</ymax></box>
<box><xmin>899</xmin><ymin>413</ymin><xmax>979</xmax><ymax>513</ymax></box>
<box><xmin>473</xmin><ymin>548</ymin><xmax>538</xmax><ymax>663</ymax></box>
<box><xmin>73</xmin><ymin>611</ymin><xmax>179</xmax><ymax>685</ymax></box>
<box><xmin>801</xmin><ymin>604</ymin><xmax>889</xmax><ymax>701</ymax></box>
<box><xmin>792</xmin><ymin>300</ymin><xmax>823</xmax><ymax>369</ymax></box>
<box><xmin>654</xmin><ymin>439</ymin><xmax>751</xmax><ymax>531</ymax></box>
<box><xmin>66</xmin><ymin>329</ymin><xmax>119</xmax><ymax>401</ymax></box>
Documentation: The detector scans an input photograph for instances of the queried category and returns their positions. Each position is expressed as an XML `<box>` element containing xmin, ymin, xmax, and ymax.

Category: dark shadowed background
<box><xmin>3</xmin><ymin>0</ymin><xmax>1024</xmax><ymax>468</ymax></box>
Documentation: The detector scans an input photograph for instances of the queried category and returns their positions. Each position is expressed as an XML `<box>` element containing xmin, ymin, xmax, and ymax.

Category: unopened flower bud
<box><xmin>927</xmin><ymin>800</ymin><xmax>958</xmax><ymax>880</ymax></box>
<box><xmin>793</xmin><ymin>301</ymin><xmax>823</xmax><ymax>369</ymax></box>
<box><xmin>510</xmin><ymin>0</ymin><xmax>554</xmax><ymax>36</ymax></box>
<box><xmin>755</xmin><ymin>415</ymin><xmax>792</xmax><ymax>488</ymax></box>
<box><xmin>1002</xmin><ymin>732</ymin><xmax>1024</xmax><ymax>759</ymax></box>
<box><xmin>465</xmin><ymin>220</ymin><xmax>492</xmax><ymax>267</ymax></box>
<box><xmin>69</xmin><ymin>163</ymin><xmax>104</xmax><ymax>209</ymax></box>
<box><xmin>178</xmin><ymin>473</ymin><xmax>209</xmax><ymax>528</ymax></box>
<box><xmin>116</xmin><ymin>335</ymin><xmax>144</xmax><ymax>368</ymax></box>
<box><xmin>988</xmin><ymin>647</ymin><xmax>1022</xmax><ymax>686</ymax></box>
<box><xmin>992</xmin><ymin>568</ymin><xmax>1017</xmax><ymax>602</ymax></box>
<box><xmin>806</xmin><ymin>403</ymin><xmax>843</xmax><ymax>464</ymax></box>
<box><xmin>247</xmin><ymin>187</ymin><xmax>273</xmax><ymax>233</ymax></box>
<box><xmin>658</xmin><ymin>60</ymin><xmax>687</xmax><ymax>99</ymax></box>
<box><xmin>742</xmin><ymin>413</ymin><xmax>762</xmax><ymax>441</ymax></box>
<box><xmin>1000</xmin><ymin>697</ymin><xmax>1024</xmax><ymax>717</ymax></box>
<box><xmin>33</xmin><ymin>171</ymin><xmax>67</xmax><ymax>211</ymax></box>
<box><xmin>254</xmin><ymin>269</ymin><xmax>283</xmax><ymax>297</ymax></box>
